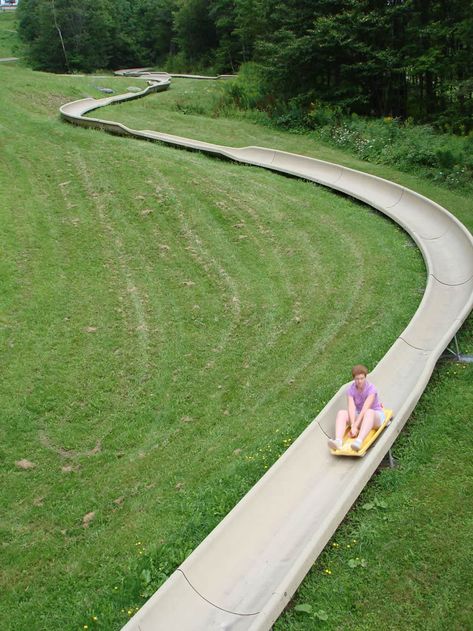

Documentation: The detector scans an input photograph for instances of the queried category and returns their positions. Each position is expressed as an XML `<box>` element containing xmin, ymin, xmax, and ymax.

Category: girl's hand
<box><xmin>350</xmin><ymin>425</ymin><xmax>359</xmax><ymax>438</ymax></box>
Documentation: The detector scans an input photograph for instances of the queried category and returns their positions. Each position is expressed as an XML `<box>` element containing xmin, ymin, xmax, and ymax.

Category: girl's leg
<box><xmin>328</xmin><ymin>410</ymin><xmax>349</xmax><ymax>450</ymax></box>
<box><xmin>356</xmin><ymin>409</ymin><xmax>380</xmax><ymax>443</ymax></box>
<box><xmin>335</xmin><ymin>409</ymin><xmax>350</xmax><ymax>440</ymax></box>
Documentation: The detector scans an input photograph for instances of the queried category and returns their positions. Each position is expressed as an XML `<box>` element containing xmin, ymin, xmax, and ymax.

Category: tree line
<box><xmin>17</xmin><ymin>0</ymin><xmax>473</xmax><ymax>131</ymax></box>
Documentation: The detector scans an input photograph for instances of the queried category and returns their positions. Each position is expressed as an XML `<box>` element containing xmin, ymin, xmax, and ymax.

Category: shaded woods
<box><xmin>17</xmin><ymin>0</ymin><xmax>473</xmax><ymax>132</ymax></box>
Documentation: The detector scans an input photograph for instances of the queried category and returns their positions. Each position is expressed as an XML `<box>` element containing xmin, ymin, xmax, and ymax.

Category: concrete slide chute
<box><xmin>59</xmin><ymin>75</ymin><xmax>473</xmax><ymax>630</ymax></box>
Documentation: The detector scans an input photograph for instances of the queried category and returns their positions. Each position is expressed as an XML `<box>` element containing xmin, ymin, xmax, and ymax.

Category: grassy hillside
<box><xmin>0</xmin><ymin>62</ymin><xmax>425</xmax><ymax>630</ymax></box>
<box><xmin>1</xmin><ymin>13</ymin><xmax>472</xmax><ymax>631</ymax></box>
<box><xmin>0</xmin><ymin>10</ymin><xmax>18</xmax><ymax>58</ymax></box>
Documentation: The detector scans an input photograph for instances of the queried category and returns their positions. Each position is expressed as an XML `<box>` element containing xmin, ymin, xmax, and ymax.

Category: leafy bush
<box><xmin>313</xmin><ymin>116</ymin><xmax>472</xmax><ymax>189</ymax></box>
<box><xmin>221</xmin><ymin>62</ymin><xmax>269</xmax><ymax>111</ymax></box>
<box><xmin>306</xmin><ymin>101</ymin><xmax>344</xmax><ymax>128</ymax></box>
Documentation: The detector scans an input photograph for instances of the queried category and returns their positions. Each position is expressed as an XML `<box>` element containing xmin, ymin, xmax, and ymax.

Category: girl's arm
<box><xmin>355</xmin><ymin>393</ymin><xmax>375</xmax><ymax>426</ymax></box>
<box><xmin>348</xmin><ymin>396</ymin><xmax>356</xmax><ymax>425</ymax></box>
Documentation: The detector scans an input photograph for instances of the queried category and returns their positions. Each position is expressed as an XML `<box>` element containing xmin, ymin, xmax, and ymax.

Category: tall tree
<box><xmin>137</xmin><ymin>0</ymin><xmax>177</xmax><ymax>65</ymax></box>
<box><xmin>173</xmin><ymin>0</ymin><xmax>218</xmax><ymax>65</ymax></box>
<box><xmin>18</xmin><ymin>0</ymin><xmax>113</xmax><ymax>72</ymax></box>
<box><xmin>208</xmin><ymin>0</ymin><xmax>239</xmax><ymax>71</ymax></box>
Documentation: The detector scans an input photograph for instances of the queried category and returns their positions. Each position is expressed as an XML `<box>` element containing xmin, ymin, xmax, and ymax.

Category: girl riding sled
<box><xmin>328</xmin><ymin>364</ymin><xmax>385</xmax><ymax>452</ymax></box>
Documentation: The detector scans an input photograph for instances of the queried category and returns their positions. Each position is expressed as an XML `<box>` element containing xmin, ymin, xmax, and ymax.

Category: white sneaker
<box><xmin>351</xmin><ymin>438</ymin><xmax>362</xmax><ymax>451</ymax></box>
<box><xmin>328</xmin><ymin>438</ymin><xmax>342</xmax><ymax>451</ymax></box>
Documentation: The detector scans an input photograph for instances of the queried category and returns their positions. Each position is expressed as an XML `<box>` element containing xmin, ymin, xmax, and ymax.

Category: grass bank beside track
<box><xmin>1</xmin><ymin>19</ymin><xmax>471</xmax><ymax>630</ymax></box>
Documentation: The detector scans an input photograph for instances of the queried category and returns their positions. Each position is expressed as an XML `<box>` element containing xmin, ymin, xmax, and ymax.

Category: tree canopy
<box><xmin>17</xmin><ymin>0</ymin><xmax>473</xmax><ymax>131</ymax></box>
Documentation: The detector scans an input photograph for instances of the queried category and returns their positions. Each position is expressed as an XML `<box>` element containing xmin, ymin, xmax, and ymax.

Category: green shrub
<box><xmin>311</xmin><ymin>115</ymin><xmax>472</xmax><ymax>190</ymax></box>
<box><xmin>221</xmin><ymin>62</ymin><xmax>269</xmax><ymax>110</ymax></box>
<box><xmin>306</xmin><ymin>101</ymin><xmax>344</xmax><ymax>128</ymax></box>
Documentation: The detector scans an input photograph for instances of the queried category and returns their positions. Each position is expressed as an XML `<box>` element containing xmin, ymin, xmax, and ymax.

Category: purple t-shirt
<box><xmin>347</xmin><ymin>380</ymin><xmax>383</xmax><ymax>413</ymax></box>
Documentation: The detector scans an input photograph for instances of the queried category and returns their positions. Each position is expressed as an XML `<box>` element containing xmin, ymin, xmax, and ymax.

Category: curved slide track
<box><xmin>60</xmin><ymin>75</ymin><xmax>473</xmax><ymax>630</ymax></box>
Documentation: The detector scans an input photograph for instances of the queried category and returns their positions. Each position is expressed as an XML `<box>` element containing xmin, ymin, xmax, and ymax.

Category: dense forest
<box><xmin>17</xmin><ymin>0</ymin><xmax>473</xmax><ymax>132</ymax></box>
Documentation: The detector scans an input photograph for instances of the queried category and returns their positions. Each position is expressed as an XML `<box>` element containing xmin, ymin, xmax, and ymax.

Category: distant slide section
<box><xmin>60</xmin><ymin>75</ymin><xmax>473</xmax><ymax>631</ymax></box>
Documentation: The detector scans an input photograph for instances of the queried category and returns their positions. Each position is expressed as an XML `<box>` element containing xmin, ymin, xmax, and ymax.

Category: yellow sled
<box><xmin>330</xmin><ymin>409</ymin><xmax>393</xmax><ymax>457</ymax></box>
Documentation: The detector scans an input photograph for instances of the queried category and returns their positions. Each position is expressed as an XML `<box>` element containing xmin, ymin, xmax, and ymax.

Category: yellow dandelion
<box><xmin>92</xmin><ymin>616</ymin><xmax>98</xmax><ymax>621</ymax></box>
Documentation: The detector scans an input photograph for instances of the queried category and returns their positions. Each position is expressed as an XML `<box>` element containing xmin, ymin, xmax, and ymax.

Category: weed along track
<box><xmin>60</xmin><ymin>73</ymin><xmax>473</xmax><ymax>631</ymax></box>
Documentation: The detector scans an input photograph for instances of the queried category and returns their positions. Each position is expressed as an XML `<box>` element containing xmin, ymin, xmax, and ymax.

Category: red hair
<box><xmin>351</xmin><ymin>364</ymin><xmax>368</xmax><ymax>378</ymax></box>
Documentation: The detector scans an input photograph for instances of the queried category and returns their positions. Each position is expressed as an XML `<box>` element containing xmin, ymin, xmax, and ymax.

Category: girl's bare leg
<box><xmin>357</xmin><ymin>409</ymin><xmax>377</xmax><ymax>443</ymax></box>
<box><xmin>335</xmin><ymin>410</ymin><xmax>349</xmax><ymax>440</ymax></box>
<box><xmin>328</xmin><ymin>410</ymin><xmax>349</xmax><ymax>450</ymax></box>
